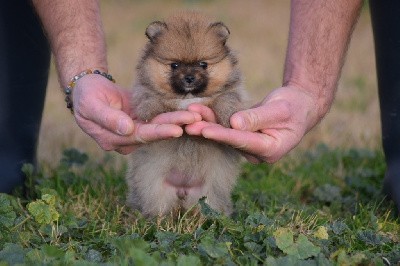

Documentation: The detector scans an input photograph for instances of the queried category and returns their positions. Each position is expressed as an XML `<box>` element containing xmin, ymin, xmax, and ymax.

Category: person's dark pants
<box><xmin>370</xmin><ymin>0</ymin><xmax>400</xmax><ymax>213</ymax></box>
<box><xmin>0</xmin><ymin>0</ymin><xmax>50</xmax><ymax>193</ymax></box>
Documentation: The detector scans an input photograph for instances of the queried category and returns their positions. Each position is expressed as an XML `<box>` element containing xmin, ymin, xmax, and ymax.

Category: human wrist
<box><xmin>58</xmin><ymin>62</ymin><xmax>108</xmax><ymax>88</ymax></box>
<box><xmin>63</xmin><ymin>68</ymin><xmax>115</xmax><ymax>113</ymax></box>
<box><xmin>283</xmin><ymin>77</ymin><xmax>335</xmax><ymax>125</ymax></box>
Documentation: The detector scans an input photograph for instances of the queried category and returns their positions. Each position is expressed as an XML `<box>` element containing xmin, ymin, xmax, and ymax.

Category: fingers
<box><xmin>185</xmin><ymin>121</ymin><xmax>263</xmax><ymax>163</ymax></box>
<box><xmin>77</xmin><ymin>100</ymin><xmax>136</xmax><ymax>136</ymax></box>
<box><xmin>151</xmin><ymin>110</ymin><xmax>201</xmax><ymax>125</ymax></box>
<box><xmin>76</xmin><ymin>119</ymin><xmax>137</xmax><ymax>151</ymax></box>
<box><xmin>76</xmin><ymin>103</ymin><xmax>204</xmax><ymax>154</ymax></box>
<box><xmin>187</xmin><ymin>103</ymin><xmax>217</xmax><ymax>122</ymax></box>
<box><xmin>185</xmin><ymin>120</ymin><xmax>215</xmax><ymax>136</ymax></box>
<box><xmin>72</xmin><ymin>76</ymin><xmax>204</xmax><ymax>155</ymax></box>
<box><xmin>230</xmin><ymin>100</ymin><xmax>291</xmax><ymax>132</ymax></box>
<box><xmin>133</xmin><ymin>123</ymin><xmax>183</xmax><ymax>143</ymax></box>
<box><xmin>72</xmin><ymin>75</ymin><xmax>136</xmax><ymax>136</ymax></box>
<box><xmin>184</xmin><ymin>103</ymin><xmax>283</xmax><ymax>163</ymax></box>
<box><xmin>78</xmin><ymin>117</ymin><xmax>184</xmax><ymax>153</ymax></box>
<box><xmin>199</xmin><ymin>124</ymin><xmax>285</xmax><ymax>163</ymax></box>
<box><xmin>201</xmin><ymin>125</ymin><xmax>268</xmax><ymax>154</ymax></box>
<box><xmin>78</xmin><ymin>101</ymin><xmax>200</xmax><ymax>141</ymax></box>
<box><xmin>114</xmin><ymin>123</ymin><xmax>183</xmax><ymax>154</ymax></box>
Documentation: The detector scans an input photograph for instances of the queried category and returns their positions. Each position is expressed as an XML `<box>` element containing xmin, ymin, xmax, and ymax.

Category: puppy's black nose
<box><xmin>184</xmin><ymin>75</ymin><xmax>195</xmax><ymax>84</ymax></box>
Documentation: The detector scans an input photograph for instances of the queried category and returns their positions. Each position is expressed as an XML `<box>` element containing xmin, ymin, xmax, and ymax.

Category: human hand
<box><xmin>185</xmin><ymin>86</ymin><xmax>321</xmax><ymax>163</ymax></box>
<box><xmin>72</xmin><ymin>74</ymin><xmax>201</xmax><ymax>154</ymax></box>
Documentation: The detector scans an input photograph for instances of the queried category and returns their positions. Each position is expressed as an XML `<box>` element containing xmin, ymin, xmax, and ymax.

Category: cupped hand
<box><xmin>72</xmin><ymin>74</ymin><xmax>201</xmax><ymax>154</ymax></box>
<box><xmin>185</xmin><ymin>86</ymin><xmax>321</xmax><ymax>163</ymax></box>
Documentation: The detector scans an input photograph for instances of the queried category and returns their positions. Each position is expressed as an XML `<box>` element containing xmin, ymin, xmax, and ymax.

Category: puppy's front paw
<box><xmin>215</xmin><ymin>111</ymin><xmax>234</xmax><ymax>128</ymax></box>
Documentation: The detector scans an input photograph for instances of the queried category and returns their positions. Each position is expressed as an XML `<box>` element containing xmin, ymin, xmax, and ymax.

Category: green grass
<box><xmin>0</xmin><ymin>145</ymin><xmax>399</xmax><ymax>265</ymax></box>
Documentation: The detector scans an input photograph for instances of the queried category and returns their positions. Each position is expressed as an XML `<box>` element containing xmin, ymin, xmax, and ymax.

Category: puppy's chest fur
<box><xmin>148</xmin><ymin>91</ymin><xmax>215</xmax><ymax>112</ymax></box>
<box><xmin>175</xmin><ymin>96</ymin><xmax>212</xmax><ymax>110</ymax></box>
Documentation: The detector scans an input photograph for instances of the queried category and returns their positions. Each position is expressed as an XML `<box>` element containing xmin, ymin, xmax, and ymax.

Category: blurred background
<box><xmin>37</xmin><ymin>0</ymin><xmax>380</xmax><ymax>166</ymax></box>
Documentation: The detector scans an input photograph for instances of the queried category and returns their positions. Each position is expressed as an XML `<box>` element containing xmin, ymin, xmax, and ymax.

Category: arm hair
<box><xmin>283</xmin><ymin>0</ymin><xmax>363</xmax><ymax>120</ymax></box>
<box><xmin>32</xmin><ymin>0</ymin><xmax>108</xmax><ymax>87</ymax></box>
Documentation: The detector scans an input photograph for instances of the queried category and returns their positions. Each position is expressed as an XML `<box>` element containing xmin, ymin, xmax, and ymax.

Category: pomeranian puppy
<box><xmin>126</xmin><ymin>11</ymin><xmax>246</xmax><ymax>217</ymax></box>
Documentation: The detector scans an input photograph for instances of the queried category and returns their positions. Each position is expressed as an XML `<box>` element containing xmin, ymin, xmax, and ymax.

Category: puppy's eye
<box><xmin>171</xmin><ymin>63</ymin><xmax>179</xmax><ymax>69</ymax></box>
<box><xmin>199</xmin><ymin>62</ymin><xmax>208</xmax><ymax>69</ymax></box>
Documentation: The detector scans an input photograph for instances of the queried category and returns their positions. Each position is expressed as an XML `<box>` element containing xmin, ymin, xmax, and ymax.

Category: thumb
<box><xmin>77</xmin><ymin>103</ymin><xmax>135</xmax><ymax>136</ymax></box>
<box><xmin>115</xmin><ymin>114</ymin><xmax>135</xmax><ymax>136</ymax></box>
<box><xmin>230</xmin><ymin>100</ymin><xmax>291</xmax><ymax>132</ymax></box>
<box><xmin>230</xmin><ymin>108</ymin><xmax>264</xmax><ymax>132</ymax></box>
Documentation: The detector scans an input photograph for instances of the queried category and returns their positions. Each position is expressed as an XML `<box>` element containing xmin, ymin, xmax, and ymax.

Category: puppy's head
<box><xmin>138</xmin><ymin>11</ymin><xmax>239</xmax><ymax>98</ymax></box>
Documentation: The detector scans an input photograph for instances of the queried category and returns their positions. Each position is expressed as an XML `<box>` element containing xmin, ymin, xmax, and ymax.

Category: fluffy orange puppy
<box><xmin>126</xmin><ymin>11</ymin><xmax>246</xmax><ymax>217</ymax></box>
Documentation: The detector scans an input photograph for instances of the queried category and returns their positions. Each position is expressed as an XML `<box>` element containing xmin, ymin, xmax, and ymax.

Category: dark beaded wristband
<box><xmin>64</xmin><ymin>69</ymin><xmax>116</xmax><ymax>113</ymax></box>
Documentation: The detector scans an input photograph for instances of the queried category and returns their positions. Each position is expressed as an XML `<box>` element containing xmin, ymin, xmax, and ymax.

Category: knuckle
<box><xmin>244</xmin><ymin>111</ymin><xmax>261</xmax><ymax>129</ymax></box>
<box><xmin>265</xmin><ymin>156</ymin><xmax>280</xmax><ymax>164</ymax></box>
<box><xmin>259</xmin><ymin>136</ymin><xmax>280</xmax><ymax>164</ymax></box>
<box><xmin>262</xmin><ymin>145</ymin><xmax>279</xmax><ymax>163</ymax></box>
<box><xmin>134</xmin><ymin>134</ymin><xmax>148</xmax><ymax>144</ymax></box>
<box><xmin>98</xmin><ymin>141</ymin><xmax>114</xmax><ymax>151</ymax></box>
<box><xmin>133</xmin><ymin>125</ymin><xmax>148</xmax><ymax>144</ymax></box>
<box><xmin>233</xmin><ymin>142</ymin><xmax>249</xmax><ymax>151</ymax></box>
<box><xmin>101</xmin><ymin>113</ymin><xmax>113</xmax><ymax>127</ymax></box>
<box><xmin>74</xmin><ymin>115</ymin><xmax>86</xmax><ymax>126</ymax></box>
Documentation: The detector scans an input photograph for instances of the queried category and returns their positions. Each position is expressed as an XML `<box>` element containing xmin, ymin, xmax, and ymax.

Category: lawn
<box><xmin>2</xmin><ymin>1</ymin><xmax>398</xmax><ymax>265</ymax></box>
<box><xmin>0</xmin><ymin>146</ymin><xmax>399</xmax><ymax>265</ymax></box>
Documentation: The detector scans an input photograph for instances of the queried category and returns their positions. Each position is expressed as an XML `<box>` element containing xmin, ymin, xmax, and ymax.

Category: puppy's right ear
<box><xmin>145</xmin><ymin>21</ymin><xmax>167</xmax><ymax>42</ymax></box>
<box><xmin>209</xmin><ymin>22</ymin><xmax>230</xmax><ymax>45</ymax></box>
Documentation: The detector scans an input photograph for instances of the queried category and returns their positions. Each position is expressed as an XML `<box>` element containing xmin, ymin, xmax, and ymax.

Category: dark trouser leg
<box><xmin>0</xmin><ymin>0</ymin><xmax>50</xmax><ymax>193</ymax></box>
<box><xmin>370</xmin><ymin>0</ymin><xmax>400</xmax><ymax>213</ymax></box>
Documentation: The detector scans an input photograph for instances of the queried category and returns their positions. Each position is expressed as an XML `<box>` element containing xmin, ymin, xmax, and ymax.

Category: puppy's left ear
<box><xmin>209</xmin><ymin>22</ymin><xmax>230</xmax><ymax>45</ymax></box>
<box><xmin>145</xmin><ymin>21</ymin><xmax>167</xmax><ymax>42</ymax></box>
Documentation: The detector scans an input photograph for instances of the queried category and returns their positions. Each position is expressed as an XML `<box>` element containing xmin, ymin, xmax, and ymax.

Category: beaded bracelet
<box><xmin>64</xmin><ymin>69</ymin><xmax>116</xmax><ymax>113</ymax></box>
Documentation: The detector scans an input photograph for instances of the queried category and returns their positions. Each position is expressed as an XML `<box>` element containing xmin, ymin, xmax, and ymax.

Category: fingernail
<box><xmin>173</xmin><ymin>128</ymin><xmax>183</xmax><ymax>137</ymax></box>
<box><xmin>194</xmin><ymin>113</ymin><xmax>202</xmax><ymax>121</ymax></box>
<box><xmin>117</xmin><ymin>119</ymin><xmax>131</xmax><ymax>135</ymax></box>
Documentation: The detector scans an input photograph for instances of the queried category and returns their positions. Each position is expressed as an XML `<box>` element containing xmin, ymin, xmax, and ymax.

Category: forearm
<box><xmin>32</xmin><ymin>0</ymin><xmax>107</xmax><ymax>87</ymax></box>
<box><xmin>283</xmin><ymin>0</ymin><xmax>363</xmax><ymax>124</ymax></box>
